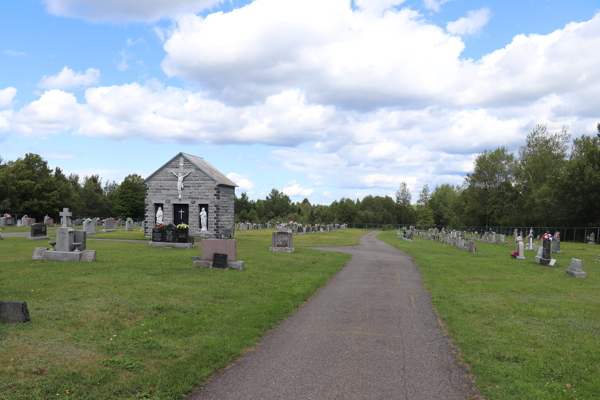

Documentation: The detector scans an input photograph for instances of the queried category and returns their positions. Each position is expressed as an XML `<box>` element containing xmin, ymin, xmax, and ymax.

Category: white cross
<box><xmin>178</xmin><ymin>209</ymin><xmax>186</xmax><ymax>220</ymax></box>
<box><xmin>59</xmin><ymin>208</ymin><xmax>71</xmax><ymax>227</ymax></box>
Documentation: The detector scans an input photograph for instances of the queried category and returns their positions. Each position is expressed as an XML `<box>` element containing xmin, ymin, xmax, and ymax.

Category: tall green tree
<box><xmin>429</xmin><ymin>184</ymin><xmax>460</xmax><ymax>226</ymax></box>
<box><xmin>395</xmin><ymin>182</ymin><xmax>412</xmax><ymax>224</ymax></box>
<box><xmin>80</xmin><ymin>175</ymin><xmax>105</xmax><ymax>217</ymax></box>
<box><xmin>464</xmin><ymin>147</ymin><xmax>516</xmax><ymax>226</ymax></box>
<box><xmin>116</xmin><ymin>174</ymin><xmax>144</xmax><ymax>218</ymax></box>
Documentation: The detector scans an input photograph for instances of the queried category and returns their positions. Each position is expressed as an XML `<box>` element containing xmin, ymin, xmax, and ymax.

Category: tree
<box><xmin>395</xmin><ymin>182</ymin><xmax>412</xmax><ymax>224</ymax></box>
<box><xmin>234</xmin><ymin>192</ymin><xmax>253</xmax><ymax>217</ymax></box>
<box><xmin>429</xmin><ymin>184</ymin><xmax>460</xmax><ymax>226</ymax></box>
<box><xmin>80</xmin><ymin>175</ymin><xmax>105</xmax><ymax>217</ymax></box>
<box><xmin>514</xmin><ymin>124</ymin><xmax>570</xmax><ymax>225</ymax></box>
<box><xmin>464</xmin><ymin>147</ymin><xmax>516</xmax><ymax>226</ymax></box>
<box><xmin>263</xmin><ymin>189</ymin><xmax>292</xmax><ymax>219</ymax></box>
<box><xmin>417</xmin><ymin>184</ymin><xmax>430</xmax><ymax>206</ymax></box>
<box><xmin>116</xmin><ymin>174</ymin><xmax>144</xmax><ymax>218</ymax></box>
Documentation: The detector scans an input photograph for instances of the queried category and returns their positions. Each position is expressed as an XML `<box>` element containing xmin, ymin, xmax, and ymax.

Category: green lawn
<box><xmin>0</xmin><ymin>229</ymin><xmax>364</xmax><ymax>400</ymax></box>
<box><xmin>378</xmin><ymin>231</ymin><xmax>600</xmax><ymax>400</ymax></box>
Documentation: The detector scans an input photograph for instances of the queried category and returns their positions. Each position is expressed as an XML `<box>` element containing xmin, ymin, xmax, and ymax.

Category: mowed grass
<box><xmin>1</xmin><ymin>225</ymin><xmax>147</xmax><ymax>241</ymax></box>
<box><xmin>378</xmin><ymin>231</ymin><xmax>600</xmax><ymax>400</ymax></box>
<box><xmin>0</xmin><ymin>229</ymin><xmax>364</xmax><ymax>400</ymax></box>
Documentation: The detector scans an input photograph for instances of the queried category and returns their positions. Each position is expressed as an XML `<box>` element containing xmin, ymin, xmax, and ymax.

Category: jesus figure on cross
<box><xmin>172</xmin><ymin>171</ymin><xmax>191</xmax><ymax>199</ymax></box>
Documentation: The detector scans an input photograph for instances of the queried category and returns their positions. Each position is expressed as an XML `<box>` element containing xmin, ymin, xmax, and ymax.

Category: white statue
<box><xmin>200</xmin><ymin>207</ymin><xmax>207</xmax><ymax>231</ymax></box>
<box><xmin>156</xmin><ymin>207</ymin><xmax>163</xmax><ymax>224</ymax></box>
<box><xmin>172</xmin><ymin>171</ymin><xmax>191</xmax><ymax>199</ymax></box>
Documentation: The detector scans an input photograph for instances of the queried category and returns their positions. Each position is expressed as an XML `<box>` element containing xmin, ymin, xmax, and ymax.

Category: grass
<box><xmin>378</xmin><ymin>231</ymin><xmax>600</xmax><ymax>400</ymax></box>
<box><xmin>0</xmin><ymin>228</ymin><xmax>364</xmax><ymax>400</ymax></box>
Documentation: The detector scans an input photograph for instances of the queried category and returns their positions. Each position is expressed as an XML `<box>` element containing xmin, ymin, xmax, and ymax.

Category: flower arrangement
<box><xmin>84</xmin><ymin>218</ymin><xmax>93</xmax><ymax>223</ymax></box>
<box><xmin>176</xmin><ymin>223</ymin><xmax>188</xmax><ymax>230</ymax></box>
<box><xmin>542</xmin><ymin>233</ymin><xmax>553</xmax><ymax>241</ymax></box>
<box><xmin>126</xmin><ymin>217</ymin><xmax>133</xmax><ymax>223</ymax></box>
<box><xmin>510</xmin><ymin>251</ymin><xmax>517</xmax><ymax>258</ymax></box>
<box><xmin>155</xmin><ymin>222</ymin><xmax>165</xmax><ymax>229</ymax></box>
<box><xmin>4</xmin><ymin>213</ymin><xmax>10</xmax><ymax>218</ymax></box>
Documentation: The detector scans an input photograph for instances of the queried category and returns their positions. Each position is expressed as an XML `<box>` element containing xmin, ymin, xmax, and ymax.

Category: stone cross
<box><xmin>170</xmin><ymin>156</ymin><xmax>193</xmax><ymax>199</ymax></box>
<box><xmin>59</xmin><ymin>208</ymin><xmax>72</xmax><ymax>227</ymax></box>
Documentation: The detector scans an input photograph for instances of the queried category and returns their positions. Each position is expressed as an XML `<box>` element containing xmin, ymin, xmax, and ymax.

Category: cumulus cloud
<box><xmin>447</xmin><ymin>8</ymin><xmax>491</xmax><ymax>36</ymax></box>
<box><xmin>422</xmin><ymin>0</ymin><xmax>452</xmax><ymax>13</ymax></box>
<box><xmin>282</xmin><ymin>182</ymin><xmax>314</xmax><ymax>197</ymax></box>
<box><xmin>227</xmin><ymin>172</ymin><xmax>254</xmax><ymax>191</ymax></box>
<box><xmin>322</xmin><ymin>191</ymin><xmax>333</xmax><ymax>198</ymax></box>
<box><xmin>43</xmin><ymin>0</ymin><xmax>225</xmax><ymax>23</ymax></box>
<box><xmin>0</xmin><ymin>87</ymin><xmax>17</xmax><ymax>108</ymax></box>
<box><xmin>38</xmin><ymin>66</ymin><xmax>101</xmax><ymax>90</ymax></box>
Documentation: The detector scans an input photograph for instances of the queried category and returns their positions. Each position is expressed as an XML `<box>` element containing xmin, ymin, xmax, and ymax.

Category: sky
<box><xmin>1</xmin><ymin>0</ymin><xmax>599</xmax><ymax>205</ymax></box>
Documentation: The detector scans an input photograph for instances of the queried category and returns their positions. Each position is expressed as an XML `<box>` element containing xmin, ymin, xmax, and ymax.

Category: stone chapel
<box><xmin>143</xmin><ymin>152</ymin><xmax>237</xmax><ymax>239</ymax></box>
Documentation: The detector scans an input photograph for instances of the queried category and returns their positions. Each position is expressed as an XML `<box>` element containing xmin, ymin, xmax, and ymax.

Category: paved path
<box><xmin>189</xmin><ymin>231</ymin><xmax>478</xmax><ymax>400</ymax></box>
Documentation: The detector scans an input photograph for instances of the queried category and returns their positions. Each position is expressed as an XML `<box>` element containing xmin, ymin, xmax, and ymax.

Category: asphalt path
<box><xmin>189</xmin><ymin>231</ymin><xmax>478</xmax><ymax>400</ymax></box>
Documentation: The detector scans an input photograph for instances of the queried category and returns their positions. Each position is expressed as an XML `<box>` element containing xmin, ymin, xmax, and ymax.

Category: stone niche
<box><xmin>144</xmin><ymin>152</ymin><xmax>238</xmax><ymax>239</ymax></box>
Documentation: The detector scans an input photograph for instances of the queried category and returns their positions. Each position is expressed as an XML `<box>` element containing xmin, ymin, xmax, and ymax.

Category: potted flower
<box><xmin>176</xmin><ymin>223</ymin><xmax>189</xmax><ymax>243</ymax></box>
<box><xmin>152</xmin><ymin>222</ymin><xmax>165</xmax><ymax>242</ymax></box>
<box><xmin>510</xmin><ymin>251</ymin><xmax>517</xmax><ymax>258</ymax></box>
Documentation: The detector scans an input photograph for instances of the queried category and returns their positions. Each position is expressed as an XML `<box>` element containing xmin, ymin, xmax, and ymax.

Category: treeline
<box><xmin>0</xmin><ymin>153</ymin><xmax>145</xmax><ymax>219</ymax></box>
<box><xmin>235</xmin><ymin>124</ymin><xmax>600</xmax><ymax>227</ymax></box>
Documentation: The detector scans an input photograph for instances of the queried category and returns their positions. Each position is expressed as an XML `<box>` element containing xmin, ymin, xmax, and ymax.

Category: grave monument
<box><xmin>269</xmin><ymin>231</ymin><xmax>295</xmax><ymax>253</ymax></box>
<box><xmin>32</xmin><ymin>208</ymin><xmax>96</xmax><ymax>262</ymax></box>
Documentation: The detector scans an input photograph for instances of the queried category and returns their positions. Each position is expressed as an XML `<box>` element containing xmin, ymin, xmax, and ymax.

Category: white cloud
<box><xmin>117</xmin><ymin>51</ymin><xmax>131</xmax><ymax>71</ymax></box>
<box><xmin>38</xmin><ymin>66</ymin><xmax>101</xmax><ymax>90</ymax></box>
<box><xmin>126</xmin><ymin>38</ymin><xmax>145</xmax><ymax>47</ymax></box>
<box><xmin>447</xmin><ymin>8</ymin><xmax>491</xmax><ymax>36</ymax></box>
<box><xmin>3</xmin><ymin>50</ymin><xmax>25</xmax><ymax>57</ymax></box>
<box><xmin>43</xmin><ymin>0</ymin><xmax>225</xmax><ymax>23</ymax></box>
<box><xmin>322</xmin><ymin>191</ymin><xmax>333</xmax><ymax>198</ymax></box>
<box><xmin>355</xmin><ymin>0</ymin><xmax>406</xmax><ymax>15</ymax></box>
<box><xmin>282</xmin><ymin>182</ymin><xmax>314</xmax><ymax>197</ymax></box>
<box><xmin>314</xmin><ymin>181</ymin><xmax>323</xmax><ymax>187</ymax></box>
<box><xmin>422</xmin><ymin>0</ymin><xmax>453</xmax><ymax>13</ymax></box>
<box><xmin>226</xmin><ymin>172</ymin><xmax>254</xmax><ymax>191</ymax></box>
<box><xmin>0</xmin><ymin>87</ymin><xmax>17</xmax><ymax>108</ymax></box>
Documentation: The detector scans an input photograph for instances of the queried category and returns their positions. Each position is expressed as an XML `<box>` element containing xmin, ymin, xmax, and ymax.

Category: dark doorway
<box><xmin>174</xmin><ymin>204</ymin><xmax>189</xmax><ymax>226</ymax></box>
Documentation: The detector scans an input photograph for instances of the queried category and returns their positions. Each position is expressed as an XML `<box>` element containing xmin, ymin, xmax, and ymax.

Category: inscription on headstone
<box><xmin>212</xmin><ymin>253</ymin><xmax>228</xmax><ymax>269</ymax></box>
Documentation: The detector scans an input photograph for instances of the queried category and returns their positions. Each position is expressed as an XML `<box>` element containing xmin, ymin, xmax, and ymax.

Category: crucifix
<box><xmin>178</xmin><ymin>209</ymin><xmax>186</xmax><ymax>220</ymax></box>
<box><xmin>170</xmin><ymin>156</ymin><xmax>193</xmax><ymax>199</ymax></box>
<box><xmin>59</xmin><ymin>208</ymin><xmax>72</xmax><ymax>227</ymax></box>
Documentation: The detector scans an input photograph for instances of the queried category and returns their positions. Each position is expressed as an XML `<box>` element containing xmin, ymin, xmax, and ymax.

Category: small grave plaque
<box><xmin>31</xmin><ymin>223</ymin><xmax>47</xmax><ymax>237</ymax></box>
<box><xmin>276</xmin><ymin>232</ymin><xmax>290</xmax><ymax>247</ymax></box>
<box><xmin>212</xmin><ymin>253</ymin><xmax>228</xmax><ymax>269</ymax></box>
<box><xmin>152</xmin><ymin>229</ymin><xmax>164</xmax><ymax>242</ymax></box>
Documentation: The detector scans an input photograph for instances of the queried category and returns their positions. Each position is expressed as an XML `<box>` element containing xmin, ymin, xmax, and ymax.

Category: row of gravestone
<box><xmin>417</xmin><ymin>230</ymin><xmax>477</xmax><ymax>253</ymax></box>
<box><xmin>151</xmin><ymin>224</ymin><xmax>192</xmax><ymax>244</ymax></box>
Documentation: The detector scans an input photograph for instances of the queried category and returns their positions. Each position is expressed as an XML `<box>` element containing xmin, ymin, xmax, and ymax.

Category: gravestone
<box><xmin>125</xmin><ymin>219</ymin><xmax>133</xmax><ymax>231</ymax></box>
<box><xmin>21</xmin><ymin>215</ymin><xmax>29</xmax><ymax>226</ymax></box>
<box><xmin>32</xmin><ymin>208</ymin><xmax>96</xmax><ymax>262</ymax></box>
<box><xmin>193</xmin><ymin>239</ymin><xmax>243</xmax><ymax>269</ymax></box>
<box><xmin>552</xmin><ymin>239</ymin><xmax>562</xmax><ymax>253</ymax></box>
<box><xmin>103</xmin><ymin>219</ymin><xmax>116</xmax><ymax>233</ymax></box>
<box><xmin>0</xmin><ymin>301</ymin><xmax>30</xmax><ymax>323</ymax></box>
<box><xmin>28</xmin><ymin>223</ymin><xmax>49</xmax><ymax>241</ymax></box>
<box><xmin>164</xmin><ymin>225</ymin><xmax>177</xmax><ymax>242</ymax></box>
<box><xmin>516</xmin><ymin>241</ymin><xmax>526</xmax><ymax>259</ymax></box>
<box><xmin>74</xmin><ymin>218</ymin><xmax>83</xmax><ymax>226</ymax></box>
<box><xmin>44</xmin><ymin>215</ymin><xmax>53</xmax><ymax>225</ymax></box>
<box><xmin>537</xmin><ymin>238</ymin><xmax>556</xmax><ymax>267</ymax></box>
<box><xmin>535</xmin><ymin>246</ymin><xmax>543</xmax><ymax>263</ymax></box>
<box><xmin>83</xmin><ymin>219</ymin><xmax>97</xmax><ymax>235</ymax></box>
<box><xmin>269</xmin><ymin>231</ymin><xmax>295</xmax><ymax>253</ymax></box>
<box><xmin>468</xmin><ymin>241</ymin><xmax>476</xmax><ymax>253</ymax></box>
<box><xmin>565</xmin><ymin>258</ymin><xmax>586</xmax><ymax>278</ymax></box>
<box><xmin>587</xmin><ymin>232</ymin><xmax>596</xmax><ymax>244</ymax></box>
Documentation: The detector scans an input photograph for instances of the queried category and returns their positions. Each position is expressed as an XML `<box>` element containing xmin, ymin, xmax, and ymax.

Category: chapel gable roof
<box><xmin>143</xmin><ymin>152</ymin><xmax>238</xmax><ymax>187</ymax></box>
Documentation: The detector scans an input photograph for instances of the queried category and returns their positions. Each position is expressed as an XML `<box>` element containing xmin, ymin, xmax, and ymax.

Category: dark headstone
<box><xmin>542</xmin><ymin>239</ymin><xmax>552</xmax><ymax>259</ymax></box>
<box><xmin>164</xmin><ymin>225</ymin><xmax>177</xmax><ymax>242</ymax></box>
<box><xmin>177</xmin><ymin>228</ymin><xmax>189</xmax><ymax>243</ymax></box>
<box><xmin>0</xmin><ymin>300</ymin><xmax>30</xmax><ymax>323</ymax></box>
<box><xmin>31</xmin><ymin>223</ymin><xmax>47</xmax><ymax>237</ymax></box>
<box><xmin>212</xmin><ymin>253</ymin><xmax>228</xmax><ymax>269</ymax></box>
<box><xmin>152</xmin><ymin>228</ymin><xmax>164</xmax><ymax>242</ymax></box>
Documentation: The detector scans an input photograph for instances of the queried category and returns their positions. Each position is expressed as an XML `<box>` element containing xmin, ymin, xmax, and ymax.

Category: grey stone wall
<box><xmin>144</xmin><ymin>157</ymin><xmax>235</xmax><ymax>239</ymax></box>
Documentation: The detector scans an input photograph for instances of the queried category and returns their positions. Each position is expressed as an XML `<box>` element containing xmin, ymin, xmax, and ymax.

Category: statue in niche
<box><xmin>172</xmin><ymin>171</ymin><xmax>191</xmax><ymax>199</ymax></box>
<box><xmin>200</xmin><ymin>208</ymin><xmax>207</xmax><ymax>231</ymax></box>
<box><xmin>156</xmin><ymin>207</ymin><xmax>164</xmax><ymax>224</ymax></box>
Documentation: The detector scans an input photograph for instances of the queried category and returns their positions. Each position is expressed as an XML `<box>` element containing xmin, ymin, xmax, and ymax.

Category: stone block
<box><xmin>194</xmin><ymin>260</ymin><xmax>244</xmax><ymax>270</ymax></box>
<box><xmin>32</xmin><ymin>247</ymin><xmax>48</xmax><ymax>260</ymax></box>
<box><xmin>81</xmin><ymin>250</ymin><xmax>96</xmax><ymax>262</ymax></box>
<box><xmin>0</xmin><ymin>301</ymin><xmax>30</xmax><ymax>323</ymax></box>
<box><xmin>565</xmin><ymin>258</ymin><xmax>586</xmax><ymax>278</ymax></box>
<box><xmin>202</xmin><ymin>239</ymin><xmax>237</xmax><ymax>261</ymax></box>
<box><xmin>269</xmin><ymin>247</ymin><xmax>296</xmax><ymax>253</ymax></box>
<box><xmin>43</xmin><ymin>251</ymin><xmax>82</xmax><ymax>261</ymax></box>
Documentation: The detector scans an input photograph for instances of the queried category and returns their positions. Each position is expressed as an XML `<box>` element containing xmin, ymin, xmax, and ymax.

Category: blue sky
<box><xmin>1</xmin><ymin>0</ymin><xmax>599</xmax><ymax>204</ymax></box>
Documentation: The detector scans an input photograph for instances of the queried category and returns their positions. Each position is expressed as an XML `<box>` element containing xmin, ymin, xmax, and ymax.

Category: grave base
<box><xmin>0</xmin><ymin>300</ymin><xmax>30</xmax><ymax>323</ymax></box>
<box><xmin>194</xmin><ymin>260</ymin><xmax>244</xmax><ymax>270</ymax></box>
<box><xmin>39</xmin><ymin>249</ymin><xmax>97</xmax><ymax>262</ymax></box>
<box><xmin>539</xmin><ymin>258</ymin><xmax>557</xmax><ymax>267</ymax></box>
<box><xmin>148</xmin><ymin>241</ymin><xmax>196</xmax><ymax>249</ymax></box>
<box><xmin>516</xmin><ymin>256</ymin><xmax>526</xmax><ymax>260</ymax></box>
<box><xmin>102</xmin><ymin>229</ymin><xmax>116</xmax><ymax>233</ymax></box>
<box><xmin>565</xmin><ymin>269</ymin><xmax>586</xmax><ymax>278</ymax></box>
<box><xmin>28</xmin><ymin>236</ymin><xmax>50</xmax><ymax>241</ymax></box>
<box><xmin>269</xmin><ymin>247</ymin><xmax>296</xmax><ymax>253</ymax></box>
